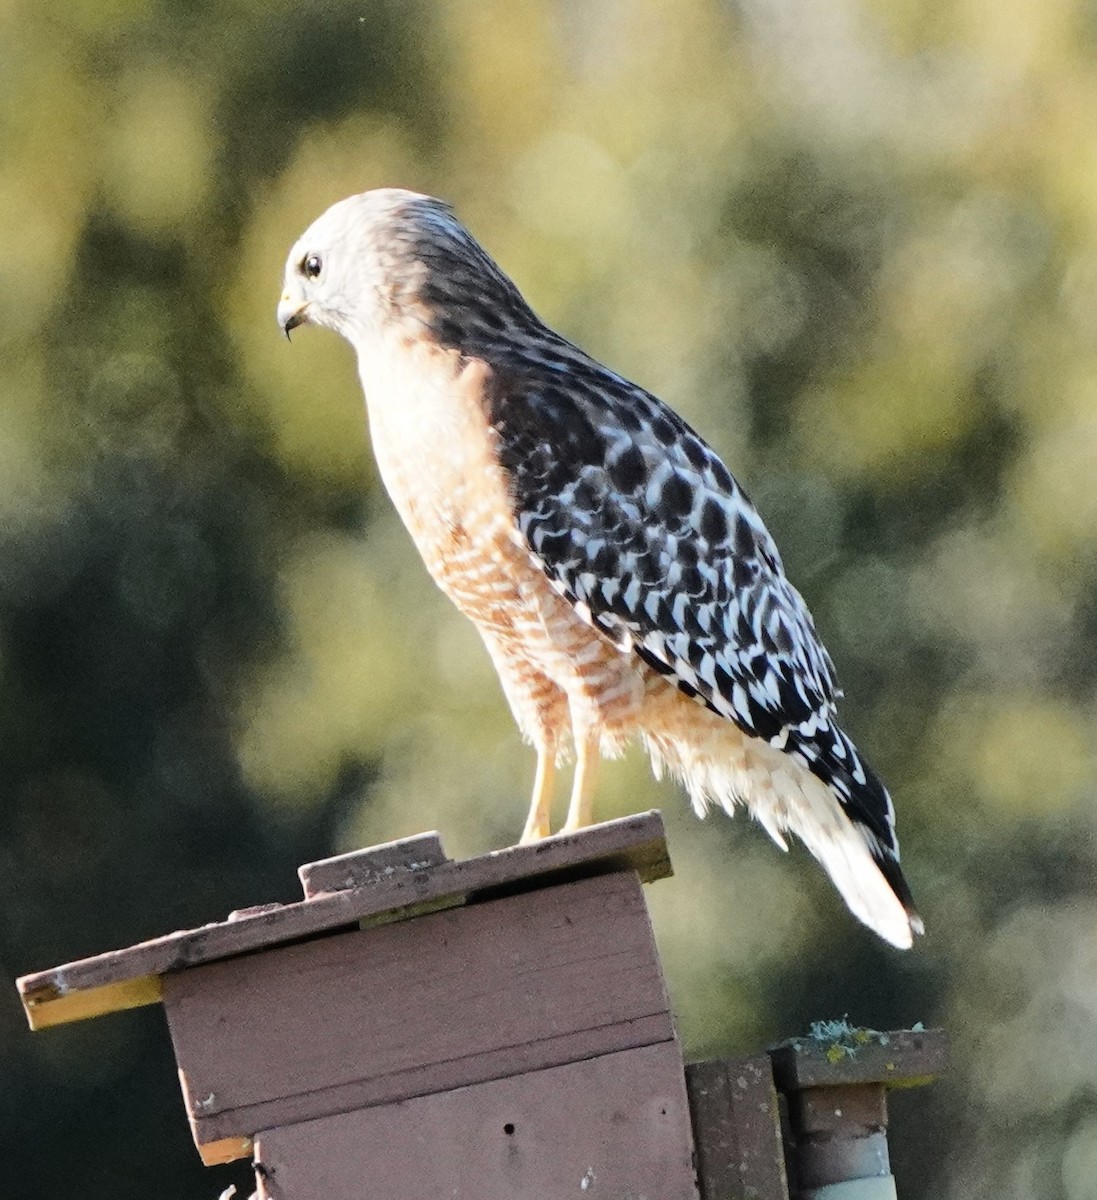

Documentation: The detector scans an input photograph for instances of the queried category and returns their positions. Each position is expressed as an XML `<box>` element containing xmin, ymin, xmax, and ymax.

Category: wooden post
<box><xmin>685</xmin><ymin>1028</ymin><xmax>947</xmax><ymax>1200</ymax></box>
<box><xmin>768</xmin><ymin>1025</ymin><xmax>949</xmax><ymax>1200</ymax></box>
<box><xmin>15</xmin><ymin>813</ymin><xmax>945</xmax><ymax>1199</ymax></box>
<box><xmin>685</xmin><ymin>1053</ymin><xmax>790</xmax><ymax>1198</ymax></box>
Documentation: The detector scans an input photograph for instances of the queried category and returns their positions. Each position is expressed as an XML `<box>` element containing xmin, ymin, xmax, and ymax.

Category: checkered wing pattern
<box><xmin>490</xmin><ymin>366</ymin><xmax>904</xmax><ymax>874</ymax></box>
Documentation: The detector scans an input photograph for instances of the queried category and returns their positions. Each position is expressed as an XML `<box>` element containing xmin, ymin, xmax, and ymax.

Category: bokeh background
<box><xmin>2</xmin><ymin>0</ymin><xmax>1097</xmax><ymax>1195</ymax></box>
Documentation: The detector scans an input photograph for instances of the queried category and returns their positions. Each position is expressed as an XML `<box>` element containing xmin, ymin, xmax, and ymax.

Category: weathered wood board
<box><xmin>769</xmin><ymin>1027</ymin><xmax>949</xmax><ymax>1091</ymax></box>
<box><xmin>165</xmin><ymin>871</ymin><xmax>673</xmax><ymax>1156</ymax></box>
<box><xmin>686</xmin><ymin>1054</ymin><xmax>789</xmax><ymax>1199</ymax></box>
<box><xmin>253</xmin><ymin>1041</ymin><xmax>698</xmax><ymax>1200</ymax></box>
<box><xmin>18</xmin><ymin>811</ymin><xmax>671</xmax><ymax>1030</ymax></box>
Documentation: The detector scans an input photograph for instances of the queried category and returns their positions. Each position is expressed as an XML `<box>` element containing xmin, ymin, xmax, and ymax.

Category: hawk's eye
<box><xmin>302</xmin><ymin>253</ymin><xmax>323</xmax><ymax>279</ymax></box>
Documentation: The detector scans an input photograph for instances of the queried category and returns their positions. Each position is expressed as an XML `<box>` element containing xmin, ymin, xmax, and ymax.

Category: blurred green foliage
<box><xmin>2</xmin><ymin>0</ymin><xmax>1097</xmax><ymax>1196</ymax></box>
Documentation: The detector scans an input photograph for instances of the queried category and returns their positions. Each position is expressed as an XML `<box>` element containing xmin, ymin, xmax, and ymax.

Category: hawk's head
<box><xmin>277</xmin><ymin>188</ymin><xmax>434</xmax><ymax>342</ymax></box>
<box><xmin>278</xmin><ymin>188</ymin><xmax>535</xmax><ymax>354</ymax></box>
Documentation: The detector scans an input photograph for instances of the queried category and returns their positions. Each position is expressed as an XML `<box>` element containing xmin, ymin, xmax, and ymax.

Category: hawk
<box><xmin>277</xmin><ymin>188</ymin><xmax>922</xmax><ymax>949</ymax></box>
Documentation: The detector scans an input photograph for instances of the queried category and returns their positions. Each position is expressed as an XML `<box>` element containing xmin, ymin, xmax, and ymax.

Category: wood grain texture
<box><xmin>19</xmin><ymin>811</ymin><xmax>670</xmax><ymax>1030</ymax></box>
<box><xmin>299</xmin><ymin>831</ymin><xmax>449</xmax><ymax>897</ymax></box>
<box><xmin>192</xmin><ymin>1013</ymin><xmax>674</xmax><ymax>1159</ymax></box>
<box><xmin>164</xmin><ymin>871</ymin><xmax>673</xmax><ymax>1153</ymax></box>
<box><xmin>253</xmin><ymin>1041</ymin><xmax>698</xmax><ymax>1200</ymax></box>
<box><xmin>686</xmin><ymin>1054</ymin><xmax>789</xmax><ymax>1200</ymax></box>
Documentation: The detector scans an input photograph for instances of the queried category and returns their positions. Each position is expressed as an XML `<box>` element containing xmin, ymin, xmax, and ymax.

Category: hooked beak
<box><xmin>277</xmin><ymin>292</ymin><xmax>310</xmax><ymax>340</ymax></box>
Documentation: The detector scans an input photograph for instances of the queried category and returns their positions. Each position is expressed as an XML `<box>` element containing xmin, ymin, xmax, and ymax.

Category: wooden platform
<box><xmin>17</xmin><ymin>811</ymin><xmax>671</xmax><ymax>1031</ymax></box>
<box><xmin>15</xmin><ymin>810</ymin><xmax>946</xmax><ymax>1196</ymax></box>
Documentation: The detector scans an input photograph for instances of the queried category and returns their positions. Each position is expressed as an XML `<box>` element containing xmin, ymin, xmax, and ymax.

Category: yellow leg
<box><xmin>519</xmin><ymin>748</ymin><xmax>556</xmax><ymax>844</ymax></box>
<box><xmin>561</xmin><ymin>728</ymin><xmax>601</xmax><ymax>834</ymax></box>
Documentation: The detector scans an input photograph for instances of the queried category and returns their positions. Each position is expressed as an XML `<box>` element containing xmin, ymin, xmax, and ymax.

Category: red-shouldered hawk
<box><xmin>277</xmin><ymin>188</ymin><xmax>922</xmax><ymax>949</ymax></box>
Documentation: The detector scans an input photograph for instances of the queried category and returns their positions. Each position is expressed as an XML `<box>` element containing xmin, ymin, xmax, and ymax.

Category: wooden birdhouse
<box><xmin>17</xmin><ymin>811</ymin><xmax>945</xmax><ymax>1199</ymax></box>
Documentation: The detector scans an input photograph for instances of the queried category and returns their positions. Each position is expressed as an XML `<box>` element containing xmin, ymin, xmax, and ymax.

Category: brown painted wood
<box><xmin>253</xmin><ymin>1041</ymin><xmax>698</xmax><ymax>1200</ymax></box>
<box><xmin>164</xmin><ymin>871</ymin><xmax>673</xmax><ymax>1158</ymax></box>
<box><xmin>299</xmin><ymin>831</ymin><xmax>449</xmax><ymax>897</ymax></box>
<box><xmin>19</xmin><ymin>811</ymin><xmax>671</xmax><ymax>1030</ymax></box>
<box><xmin>769</xmin><ymin>1028</ymin><xmax>948</xmax><ymax>1092</ymax></box>
<box><xmin>194</xmin><ymin>1013</ymin><xmax>673</xmax><ymax>1162</ymax></box>
<box><xmin>686</xmin><ymin>1054</ymin><xmax>789</xmax><ymax>1200</ymax></box>
<box><xmin>791</xmin><ymin>1084</ymin><xmax>888</xmax><ymax>1135</ymax></box>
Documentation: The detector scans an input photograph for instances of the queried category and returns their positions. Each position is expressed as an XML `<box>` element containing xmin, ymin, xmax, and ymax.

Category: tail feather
<box><xmin>641</xmin><ymin>701</ymin><xmax>921</xmax><ymax>949</ymax></box>
<box><xmin>791</xmin><ymin>811</ymin><xmax>921</xmax><ymax>949</ymax></box>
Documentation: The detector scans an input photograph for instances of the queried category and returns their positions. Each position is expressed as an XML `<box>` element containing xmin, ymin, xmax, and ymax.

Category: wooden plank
<box><xmin>18</xmin><ymin>811</ymin><xmax>671</xmax><ymax>1030</ymax></box>
<box><xmin>191</xmin><ymin>1012</ymin><xmax>674</xmax><ymax>1158</ymax></box>
<box><xmin>252</xmin><ymin>1041</ymin><xmax>698</xmax><ymax>1200</ymax></box>
<box><xmin>163</xmin><ymin>871</ymin><xmax>673</xmax><ymax>1153</ymax></box>
<box><xmin>21</xmin><ymin>975</ymin><xmax>162</xmax><ymax>1031</ymax></box>
<box><xmin>299</xmin><ymin>832</ymin><xmax>449</xmax><ymax>897</ymax></box>
<box><xmin>769</xmin><ymin>1028</ymin><xmax>948</xmax><ymax>1093</ymax></box>
<box><xmin>686</xmin><ymin>1055</ymin><xmax>789</xmax><ymax>1200</ymax></box>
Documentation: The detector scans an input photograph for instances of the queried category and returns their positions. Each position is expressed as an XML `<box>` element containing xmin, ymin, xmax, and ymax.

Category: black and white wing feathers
<box><xmin>488</xmin><ymin>355</ymin><xmax>916</xmax><ymax>920</ymax></box>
